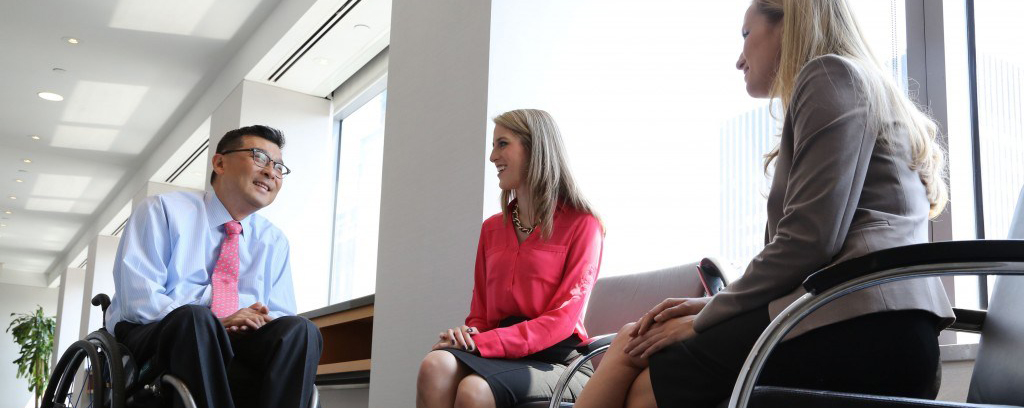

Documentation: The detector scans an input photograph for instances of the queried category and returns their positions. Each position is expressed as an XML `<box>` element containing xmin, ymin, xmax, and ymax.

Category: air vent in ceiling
<box><xmin>267</xmin><ymin>0</ymin><xmax>363</xmax><ymax>83</ymax></box>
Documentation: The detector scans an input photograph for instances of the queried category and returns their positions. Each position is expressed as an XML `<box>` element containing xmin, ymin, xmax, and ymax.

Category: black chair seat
<box><xmin>749</xmin><ymin>386</ymin><xmax>1019</xmax><ymax>408</ymax></box>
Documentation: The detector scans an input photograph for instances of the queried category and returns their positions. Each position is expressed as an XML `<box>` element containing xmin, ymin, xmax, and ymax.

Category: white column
<box><xmin>368</xmin><ymin>1</ymin><xmax>492</xmax><ymax>406</ymax></box>
<box><xmin>80</xmin><ymin>235</ymin><xmax>120</xmax><ymax>339</ymax></box>
<box><xmin>209</xmin><ymin>80</ymin><xmax>335</xmax><ymax>313</ymax></box>
<box><xmin>133</xmin><ymin>180</ymin><xmax>200</xmax><ymax>210</ymax></box>
<box><xmin>53</xmin><ymin>267</ymin><xmax>85</xmax><ymax>367</ymax></box>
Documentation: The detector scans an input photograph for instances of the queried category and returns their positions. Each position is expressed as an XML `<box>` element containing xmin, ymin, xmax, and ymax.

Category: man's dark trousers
<box><xmin>114</xmin><ymin>305</ymin><xmax>323</xmax><ymax>408</ymax></box>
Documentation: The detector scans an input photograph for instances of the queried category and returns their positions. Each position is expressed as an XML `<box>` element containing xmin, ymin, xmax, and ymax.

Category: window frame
<box><xmin>326</xmin><ymin>49</ymin><xmax>389</xmax><ymax>305</ymax></box>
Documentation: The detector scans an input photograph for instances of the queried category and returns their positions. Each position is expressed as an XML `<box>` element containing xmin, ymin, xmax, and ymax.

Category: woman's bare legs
<box><xmin>574</xmin><ymin>323</ymin><xmax>658</xmax><ymax>408</ymax></box>
<box><xmin>624</xmin><ymin>369</ymin><xmax>658</xmax><ymax>408</ymax></box>
<box><xmin>454</xmin><ymin>374</ymin><xmax>497</xmax><ymax>408</ymax></box>
<box><xmin>418</xmin><ymin>350</ymin><xmax>473</xmax><ymax>408</ymax></box>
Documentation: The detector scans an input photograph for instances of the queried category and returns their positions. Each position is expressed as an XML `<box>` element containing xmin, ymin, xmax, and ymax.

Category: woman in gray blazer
<box><xmin>574</xmin><ymin>1</ymin><xmax>955</xmax><ymax>407</ymax></box>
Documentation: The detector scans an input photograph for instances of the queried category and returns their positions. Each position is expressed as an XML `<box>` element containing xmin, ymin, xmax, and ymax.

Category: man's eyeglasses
<box><xmin>219</xmin><ymin>148</ymin><xmax>291</xmax><ymax>178</ymax></box>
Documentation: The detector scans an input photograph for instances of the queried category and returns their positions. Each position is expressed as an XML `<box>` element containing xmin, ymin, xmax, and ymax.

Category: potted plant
<box><xmin>7</xmin><ymin>305</ymin><xmax>55</xmax><ymax>408</ymax></box>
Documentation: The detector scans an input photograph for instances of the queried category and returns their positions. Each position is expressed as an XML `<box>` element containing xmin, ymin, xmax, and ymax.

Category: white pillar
<box><xmin>133</xmin><ymin>180</ymin><xmax>200</xmax><ymax>210</ymax></box>
<box><xmin>368</xmin><ymin>1</ymin><xmax>492</xmax><ymax>406</ymax></box>
<box><xmin>80</xmin><ymin>235</ymin><xmax>120</xmax><ymax>338</ymax></box>
<box><xmin>209</xmin><ymin>80</ymin><xmax>335</xmax><ymax>313</ymax></box>
<box><xmin>53</xmin><ymin>267</ymin><xmax>85</xmax><ymax>367</ymax></box>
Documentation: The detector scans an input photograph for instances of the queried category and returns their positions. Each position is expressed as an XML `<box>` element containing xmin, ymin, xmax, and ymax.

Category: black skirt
<box><xmin>647</xmin><ymin>307</ymin><xmax>941</xmax><ymax>408</ymax></box>
<box><xmin>443</xmin><ymin>318</ymin><xmax>594</xmax><ymax>408</ymax></box>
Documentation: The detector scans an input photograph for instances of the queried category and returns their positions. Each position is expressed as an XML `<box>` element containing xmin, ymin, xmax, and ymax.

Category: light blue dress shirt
<box><xmin>106</xmin><ymin>190</ymin><xmax>296</xmax><ymax>329</ymax></box>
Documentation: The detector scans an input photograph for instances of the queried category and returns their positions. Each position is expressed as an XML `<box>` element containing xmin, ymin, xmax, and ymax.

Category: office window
<box><xmin>947</xmin><ymin>0</ymin><xmax>1024</xmax><ymax>319</ymax></box>
<box><xmin>487</xmin><ymin>0</ymin><xmax>908</xmax><ymax>279</ymax></box>
<box><xmin>330</xmin><ymin>91</ymin><xmax>387</xmax><ymax>303</ymax></box>
<box><xmin>974</xmin><ymin>0</ymin><xmax>1024</xmax><ymax>241</ymax></box>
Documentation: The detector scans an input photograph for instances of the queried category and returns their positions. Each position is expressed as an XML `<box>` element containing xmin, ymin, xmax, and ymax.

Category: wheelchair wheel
<box><xmin>42</xmin><ymin>339</ymin><xmax>104</xmax><ymax>408</ymax></box>
<box><xmin>42</xmin><ymin>334</ymin><xmax>129</xmax><ymax>408</ymax></box>
<box><xmin>86</xmin><ymin>330</ymin><xmax>128</xmax><ymax>407</ymax></box>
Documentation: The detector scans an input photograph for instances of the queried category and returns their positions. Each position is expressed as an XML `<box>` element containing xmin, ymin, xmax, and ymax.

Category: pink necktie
<box><xmin>211</xmin><ymin>221</ymin><xmax>243</xmax><ymax>318</ymax></box>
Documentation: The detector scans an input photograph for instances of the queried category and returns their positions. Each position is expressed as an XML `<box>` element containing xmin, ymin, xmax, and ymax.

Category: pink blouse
<box><xmin>466</xmin><ymin>205</ymin><xmax>604</xmax><ymax>359</ymax></box>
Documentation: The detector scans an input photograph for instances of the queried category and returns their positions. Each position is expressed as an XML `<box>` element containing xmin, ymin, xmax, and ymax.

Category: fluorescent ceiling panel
<box><xmin>109</xmin><ymin>0</ymin><xmax>215</xmax><ymax>36</ymax></box>
<box><xmin>61</xmin><ymin>81</ymin><xmax>149</xmax><ymax>126</ymax></box>
<box><xmin>109</xmin><ymin>0</ymin><xmax>257</xmax><ymax>40</ymax></box>
<box><xmin>31</xmin><ymin>174</ymin><xmax>93</xmax><ymax>199</ymax></box>
<box><xmin>192</xmin><ymin>0</ymin><xmax>261</xmax><ymax>40</ymax></box>
<box><xmin>25</xmin><ymin>198</ymin><xmax>76</xmax><ymax>213</ymax></box>
<box><xmin>50</xmin><ymin>125</ymin><xmax>119</xmax><ymax>151</ymax></box>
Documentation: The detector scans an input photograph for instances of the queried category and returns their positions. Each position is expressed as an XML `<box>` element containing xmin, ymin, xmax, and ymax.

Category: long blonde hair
<box><xmin>756</xmin><ymin>0</ymin><xmax>948</xmax><ymax>218</ymax></box>
<box><xmin>493</xmin><ymin>109</ymin><xmax>599</xmax><ymax>239</ymax></box>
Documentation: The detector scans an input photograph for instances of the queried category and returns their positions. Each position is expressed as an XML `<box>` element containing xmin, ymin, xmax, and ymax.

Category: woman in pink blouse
<box><xmin>416</xmin><ymin>109</ymin><xmax>604</xmax><ymax>408</ymax></box>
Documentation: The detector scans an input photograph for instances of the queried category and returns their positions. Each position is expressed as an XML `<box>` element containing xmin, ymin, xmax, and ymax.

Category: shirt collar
<box><xmin>204</xmin><ymin>190</ymin><xmax>252</xmax><ymax>236</ymax></box>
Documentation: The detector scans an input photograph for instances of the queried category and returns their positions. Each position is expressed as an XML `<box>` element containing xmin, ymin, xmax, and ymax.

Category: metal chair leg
<box><xmin>161</xmin><ymin>375</ymin><xmax>198</xmax><ymax>408</ymax></box>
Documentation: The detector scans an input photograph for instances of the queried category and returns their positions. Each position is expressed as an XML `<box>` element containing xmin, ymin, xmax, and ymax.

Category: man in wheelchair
<box><xmin>105</xmin><ymin>125</ymin><xmax>322</xmax><ymax>408</ymax></box>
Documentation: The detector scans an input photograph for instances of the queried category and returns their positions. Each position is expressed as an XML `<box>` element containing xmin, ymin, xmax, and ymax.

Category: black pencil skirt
<box><xmin>648</xmin><ymin>306</ymin><xmax>941</xmax><ymax>408</ymax></box>
<box><xmin>443</xmin><ymin>318</ymin><xmax>594</xmax><ymax>408</ymax></box>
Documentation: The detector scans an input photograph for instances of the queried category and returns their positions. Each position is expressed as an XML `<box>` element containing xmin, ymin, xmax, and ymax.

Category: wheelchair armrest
<box><xmin>576</xmin><ymin>333</ymin><xmax>615</xmax><ymax>355</ymax></box>
<box><xmin>749</xmin><ymin>386</ymin><xmax>1013</xmax><ymax>408</ymax></box>
<box><xmin>803</xmin><ymin>240</ymin><xmax>1024</xmax><ymax>295</ymax></box>
<box><xmin>949</xmin><ymin>308</ymin><xmax>986</xmax><ymax>333</ymax></box>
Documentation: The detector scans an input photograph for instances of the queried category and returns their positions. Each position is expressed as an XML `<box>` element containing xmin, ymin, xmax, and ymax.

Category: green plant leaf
<box><xmin>6</xmin><ymin>305</ymin><xmax>55</xmax><ymax>407</ymax></box>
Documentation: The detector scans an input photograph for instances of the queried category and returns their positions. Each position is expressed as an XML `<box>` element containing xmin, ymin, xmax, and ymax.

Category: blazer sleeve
<box><xmin>472</xmin><ymin>216</ymin><xmax>603</xmax><ymax>358</ymax></box>
<box><xmin>694</xmin><ymin>55</ymin><xmax>877</xmax><ymax>332</ymax></box>
<box><xmin>465</xmin><ymin>224</ymin><xmax>490</xmax><ymax>330</ymax></box>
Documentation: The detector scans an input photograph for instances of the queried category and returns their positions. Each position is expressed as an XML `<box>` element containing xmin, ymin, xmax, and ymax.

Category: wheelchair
<box><xmin>42</xmin><ymin>294</ymin><xmax>320</xmax><ymax>408</ymax></box>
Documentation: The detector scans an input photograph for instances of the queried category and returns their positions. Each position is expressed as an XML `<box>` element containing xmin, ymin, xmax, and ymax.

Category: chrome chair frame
<box><xmin>729</xmin><ymin>240</ymin><xmax>1024</xmax><ymax>408</ymax></box>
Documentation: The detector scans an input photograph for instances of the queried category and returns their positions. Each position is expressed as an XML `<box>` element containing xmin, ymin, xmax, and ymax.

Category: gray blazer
<box><xmin>693</xmin><ymin>55</ymin><xmax>954</xmax><ymax>339</ymax></box>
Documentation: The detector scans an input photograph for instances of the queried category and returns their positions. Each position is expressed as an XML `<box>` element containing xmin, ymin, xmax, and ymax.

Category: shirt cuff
<box><xmin>472</xmin><ymin>330</ymin><xmax>504</xmax><ymax>358</ymax></box>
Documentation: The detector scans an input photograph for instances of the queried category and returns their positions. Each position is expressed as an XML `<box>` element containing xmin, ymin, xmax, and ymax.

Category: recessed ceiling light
<box><xmin>52</xmin><ymin>68</ymin><xmax>67</xmax><ymax>74</ymax></box>
<box><xmin>63</xmin><ymin>37</ymin><xmax>81</xmax><ymax>45</ymax></box>
<box><xmin>354</xmin><ymin>24</ymin><xmax>370</xmax><ymax>30</ymax></box>
<box><xmin>38</xmin><ymin>92</ymin><xmax>64</xmax><ymax>101</ymax></box>
<box><xmin>8</xmin><ymin>196</ymin><xmax>15</xmax><ymax>200</ymax></box>
<box><xmin>313</xmin><ymin>57</ymin><xmax>332</xmax><ymax>66</ymax></box>
<box><xmin>0</xmin><ymin>223</ymin><xmax>6</xmax><ymax>227</ymax></box>
<box><xmin>14</xmin><ymin>179</ymin><xmax>24</xmax><ymax>183</ymax></box>
<box><xmin>29</xmin><ymin>135</ymin><xmax>41</xmax><ymax>140</ymax></box>
<box><xmin>3</xmin><ymin>210</ymin><xmax>11</xmax><ymax>215</ymax></box>
<box><xmin>22</xmin><ymin>159</ymin><xmax>32</xmax><ymax>164</ymax></box>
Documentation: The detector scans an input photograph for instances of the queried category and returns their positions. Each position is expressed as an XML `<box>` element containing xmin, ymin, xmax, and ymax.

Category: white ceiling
<box><xmin>0</xmin><ymin>0</ymin><xmax>283</xmax><ymax>284</ymax></box>
<box><xmin>0</xmin><ymin>0</ymin><xmax>392</xmax><ymax>287</ymax></box>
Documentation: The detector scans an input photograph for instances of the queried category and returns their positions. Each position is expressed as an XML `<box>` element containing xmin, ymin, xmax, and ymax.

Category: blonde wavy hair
<box><xmin>493</xmin><ymin>109</ymin><xmax>600</xmax><ymax>239</ymax></box>
<box><xmin>756</xmin><ymin>0</ymin><xmax>948</xmax><ymax>218</ymax></box>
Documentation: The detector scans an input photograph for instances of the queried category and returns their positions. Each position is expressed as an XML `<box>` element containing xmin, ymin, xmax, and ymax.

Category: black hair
<box><xmin>210</xmin><ymin>125</ymin><xmax>286</xmax><ymax>183</ymax></box>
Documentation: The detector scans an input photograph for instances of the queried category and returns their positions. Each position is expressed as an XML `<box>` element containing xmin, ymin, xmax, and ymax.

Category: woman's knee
<box><xmin>418</xmin><ymin>351</ymin><xmax>459</xmax><ymax>386</ymax></box>
<box><xmin>454</xmin><ymin>375</ymin><xmax>494</xmax><ymax>408</ymax></box>
<box><xmin>618</xmin><ymin>322</ymin><xmax>637</xmax><ymax>337</ymax></box>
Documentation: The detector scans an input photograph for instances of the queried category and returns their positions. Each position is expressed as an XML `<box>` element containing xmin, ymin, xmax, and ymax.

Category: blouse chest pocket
<box><xmin>519</xmin><ymin>244</ymin><xmax>569</xmax><ymax>286</ymax></box>
<box><xmin>484</xmin><ymin>246</ymin><xmax>508</xmax><ymax>281</ymax></box>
